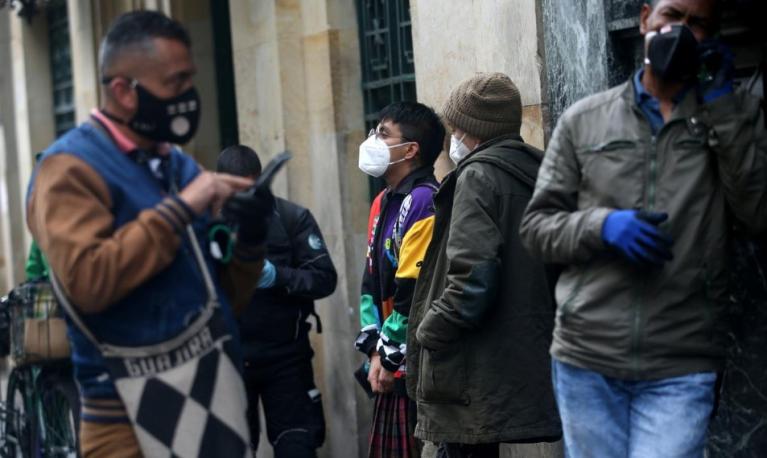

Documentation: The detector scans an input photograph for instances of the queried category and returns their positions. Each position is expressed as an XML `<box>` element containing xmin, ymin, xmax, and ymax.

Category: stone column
<box><xmin>0</xmin><ymin>12</ymin><xmax>18</xmax><ymax>291</ymax></box>
<box><xmin>166</xmin><ymin>0</ymin><xmax>222</xmax><ymax>168</ymax></box>
<box><xmin>0</xmin><ymin>125</ymin><xmax>15</xmax><ymax>292</ymax></box>
<box><xmin>229</xmin><ymin>0</ymin><xmax>371</xmax><ymax>455</ymax></box>
<box><xmin>299</xmin><ymin>0</ymin><xmax>371</xmax><ymax>456</ymax></box>
<box><xmin>8</xmin><ymin>10</ymin><xmax>57</xmax><ymax>278</ymax></box>
<box><xmin>144</xmin><ymin>0</ymin><xmax>172</xmax><ymax>14</ymax></box>
<box><xmin>229</xmin><ymin>0</ymin><xmax>290</xmax><ymax>198</ymax></box>
<box><xmin>67</xmin><ymin>0</ymin><xmax>99</xmax><ymax>124</ymax></box>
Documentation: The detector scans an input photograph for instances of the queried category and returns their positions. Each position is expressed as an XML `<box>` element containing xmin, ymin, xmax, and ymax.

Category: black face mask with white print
<box><xmin>129</xmin><ymin>80</ymin><xmax>201</xmax><ymax>145</ymax></box>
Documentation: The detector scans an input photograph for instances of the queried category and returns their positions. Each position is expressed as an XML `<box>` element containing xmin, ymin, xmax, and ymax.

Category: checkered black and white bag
<box><xmin>52</xmin><ymin>225</ymin><xmax>250</xmax><ymax>458</ymax></box>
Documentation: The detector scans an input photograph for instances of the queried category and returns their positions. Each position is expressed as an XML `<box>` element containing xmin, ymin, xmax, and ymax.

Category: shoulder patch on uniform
<box><xmin>308</xmin><ymin>233</ymin><xmax>323</xmax><ymax>250</ymax></box>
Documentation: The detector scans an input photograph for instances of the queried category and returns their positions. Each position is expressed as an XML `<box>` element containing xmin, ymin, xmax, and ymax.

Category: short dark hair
<box><xmin>99</xmin><ymin>10</ymin><xmax>191</xmax><ymax>78</ymax></box>
<box><xmin>217</xmin><ymin>145</ymin><xmax>262</xmax><ymax>177</ymax></box>
<box><xmin>378</xmin><ymin>101</ymin><xmax>446</xmax><ymax>167</ymax></box>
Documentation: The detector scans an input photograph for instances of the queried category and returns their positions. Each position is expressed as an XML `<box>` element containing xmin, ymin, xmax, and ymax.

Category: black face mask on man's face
<box><xmin>129</xmin><ymin>81</ymin><xmax>201</xmax><ymax>145</ymax></box>
<box><xmin>645</xmin><ymin>24</ymin><xmax>700</xmax><ymax>83</ymax></box>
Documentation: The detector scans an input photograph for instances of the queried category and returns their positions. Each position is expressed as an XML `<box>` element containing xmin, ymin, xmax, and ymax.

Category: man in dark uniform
<box><xmin>217</xmin><ymin>145</ymin><xmax>337</xmax><ymax>458</ymax></box>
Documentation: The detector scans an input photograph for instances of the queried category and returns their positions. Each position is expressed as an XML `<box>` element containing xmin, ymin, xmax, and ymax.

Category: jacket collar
<box><xmin>454</xmin><ymin>135</ymin><xmax>543</xmax><ymax>189</ymax></box>
<box><xmin>388</xmin><ymin>165</ymin><xmax>436</xmax><ymax>196</ymax></box>
<box><xmin>89</xmin><ymin>108</ymin><xmax>172</xmax><ymax>162</ymax></box>
<box><xmin>624</xmin><ymin>72</ymin><xmax>702</xmax><ymax>125</ymax></box>
<box><xmin>453</xmin><ymin>133</ymin><xmax>521</xmax><ymax>168</ymax></box>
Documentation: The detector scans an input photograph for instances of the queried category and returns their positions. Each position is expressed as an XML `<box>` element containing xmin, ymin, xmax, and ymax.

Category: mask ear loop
<box><xmin>386</xmin><ymin>140</ymin><xmax>418</xmax><ymax>166</ymax></box>
<box><xmin>207</xmin><ymin>223</ymin><xmax>234</xmax><ymax>264</ymax></box>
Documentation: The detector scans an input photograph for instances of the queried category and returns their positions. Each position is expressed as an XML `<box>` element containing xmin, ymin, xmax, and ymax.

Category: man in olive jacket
<box><xmin>407</xmin><ymin>73</ymin><xmax>562</xmax><ymax>458</ymax></box>
<box><xmin>520</xmin><ymin>1</ymin><xmax>767</xmax><ymax>456</ymax></box>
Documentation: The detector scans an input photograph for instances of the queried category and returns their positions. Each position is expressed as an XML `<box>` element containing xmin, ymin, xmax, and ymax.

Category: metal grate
<box><xmin>46</xmin><ymin>0</ymin><xmax>74</xmax><ymax>138</ymax></box>
<box><xmin>356</xmin><ymin>0</ymin><xmax>417</xmax><ymax>198</ymax></box>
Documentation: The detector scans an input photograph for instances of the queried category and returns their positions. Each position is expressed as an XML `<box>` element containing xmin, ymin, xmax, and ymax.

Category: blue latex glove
<box><xmin>257</xmin><ymin>259</ymin><xmax>277</xmax><ymax>289</ymax></box>
<box><xmin>601</xmin><ymin>210</ymin><xmax>674</xmax><ymax>266</ymax></box>
<box><xmin>698</xmin><ymin>39</ymin><xmax>734</xmax><ymax>103</ymax></box>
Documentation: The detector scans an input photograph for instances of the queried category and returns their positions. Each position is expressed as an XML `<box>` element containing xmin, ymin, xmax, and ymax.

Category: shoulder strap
<box><xmin>50</xmin><ymin>273</ymin><xmax>100</xmax><ymax>345</ymax></box>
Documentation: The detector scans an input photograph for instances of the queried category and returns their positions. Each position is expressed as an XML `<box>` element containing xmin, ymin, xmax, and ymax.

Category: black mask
<box><xmin>645</xmin><ymin>24</ymin><xmax>699</xmax><ymax>82</ymax></box>
<box><xmin>129</xmin><ymin>81</ymin><xmax>201</xmax><ymax>144</ymax></box>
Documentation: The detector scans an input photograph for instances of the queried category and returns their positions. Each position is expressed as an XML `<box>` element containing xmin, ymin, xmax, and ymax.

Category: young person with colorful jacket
<box><xmin>26</xmin><ymin>12</ymin><xmax>271</xmax><ymax>457</ymax></box>
<box><xmin>354</xmin><ymin>101</ymin><xmax>445</xmax><ymax>458</ymax></box>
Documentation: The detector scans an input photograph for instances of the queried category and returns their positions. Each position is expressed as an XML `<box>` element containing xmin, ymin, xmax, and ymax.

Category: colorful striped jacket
<box><xmin>355</xmin><ymin>166</ymin><xmax>437</xmax><ymax>373</ymax></box>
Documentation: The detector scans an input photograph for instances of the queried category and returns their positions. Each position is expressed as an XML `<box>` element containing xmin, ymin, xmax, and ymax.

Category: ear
<box><xmin>639</xmin><ymin>4</ymin><xmax>652</xmax><ymax>35</ymax></box>
<box><xmin>466</xmin><ymin>134</ymin><xmax>482</xmax><ymax>151</ymax></box>
<box><xmin>404</xmin><ymin>142</ymin><xmax>420</xmax><ymax>160</ymax></box>
<box><xmin>108</xmin><ymin>78</ymin><xmax>138</xmax><ymax>113</ymax></box>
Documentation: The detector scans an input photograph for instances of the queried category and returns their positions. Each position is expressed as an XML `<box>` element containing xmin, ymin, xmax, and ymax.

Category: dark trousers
<box><xmin>243</xmin><ymin>350</ymin><xmax>325</xmax><ymax>458</ymax></box>
<box><xmin>437</xmin><ymin>442</ymin><xmax>499</xmax><ymax>458</ymax></box>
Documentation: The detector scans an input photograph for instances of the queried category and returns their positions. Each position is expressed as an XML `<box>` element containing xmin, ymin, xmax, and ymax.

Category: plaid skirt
<box><xmin>368</xmin><ymin>391</ymin><xmax>419</xmax><ymax>458</ymax></box>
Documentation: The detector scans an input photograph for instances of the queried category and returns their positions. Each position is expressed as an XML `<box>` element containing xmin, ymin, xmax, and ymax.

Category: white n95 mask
<box><xmin>449</xmin><ymin>133</ymin><xmax>471</xmax><ymax>164</ymax></box>
<box><xmin>358</xmin><ymin>135</ymin><xmax>411</xmax><ymax>177</ymax></box>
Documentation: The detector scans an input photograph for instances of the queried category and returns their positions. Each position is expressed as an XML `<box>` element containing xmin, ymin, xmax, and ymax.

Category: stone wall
<box><xmin>229</xmin><ymin>1</ymin><xmax>371</xmax><ymax>456</ymax></box>
<box><xmin>540</xmin><ymin>0</ymin><xmax>610</xmax><ymax>133</ymax></box>
<box><xmin>411</xmin><ymin>0</ymin><xmax>547</xmax><ymax>180</ymax></box>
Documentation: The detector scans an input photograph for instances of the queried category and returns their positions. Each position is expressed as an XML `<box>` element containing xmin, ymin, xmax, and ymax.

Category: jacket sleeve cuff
<box><xmin>355</xmin><ymin>324</ymin><xmax>379</xmax><ymax>356</ymax></box>
<box><xmin>377</xmin><ymin>335</ymin><xmax>405</xmax><ymax>372</ymax></box>
<box><xmin>155</xmin><ymin>197</ymin><xmax>194</xmax><ymax>233</ymax></box>
<box><xmin>588</xmin><ymin>207</ymin><xmax>614</xmax><ymax>252</ymax></box>
<box><xmin>415</xmin><ymin>307</ymin><xmax>461</xmax><ymax>351</ymax></box>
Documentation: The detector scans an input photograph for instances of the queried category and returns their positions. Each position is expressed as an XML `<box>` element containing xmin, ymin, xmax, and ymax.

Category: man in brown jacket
<box><xmin>27</xmin><ymin>11</ymin><xmax>271</xmax><ymax>457</ymax></box>
<box><xmin>407</xmin><ymin>73</ymin><xmax>561</xmax><ymax>458</ymax></box>
<box><xmin>520</xmin><ymin>0</ymin><xmax>767</xmax><ymax>456</ymax></box>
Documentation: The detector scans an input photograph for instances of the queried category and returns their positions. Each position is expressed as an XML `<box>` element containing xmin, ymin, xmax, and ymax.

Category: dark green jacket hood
<box><xmin>458</xmin><ymin>134</ymin><xmax>543</xmax><ymax>190</ymax></box>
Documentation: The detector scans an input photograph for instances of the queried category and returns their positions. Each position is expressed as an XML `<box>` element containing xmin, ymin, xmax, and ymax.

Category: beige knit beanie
<box><xmin>442</xmin><ymin>72</ymin><xmax>522</xmax><ymax>140</ymax></box>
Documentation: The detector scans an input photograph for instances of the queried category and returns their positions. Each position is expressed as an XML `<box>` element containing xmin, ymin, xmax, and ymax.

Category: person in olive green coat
<box><xmin>519</xmin><ymin>1</ymin><xmax>767</xmax><ymax>456</ymax></box>
<box><xmin>406</xmin><ymin>73</ymin><xmax>562</xmax><ymax>457</ymax></box>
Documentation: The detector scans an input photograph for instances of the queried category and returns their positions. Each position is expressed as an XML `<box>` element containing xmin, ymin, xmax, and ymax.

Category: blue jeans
<box><xmin>551</xmin><ymin>359</ymin><xmax>716</xmax><ymax>458</ymax></box>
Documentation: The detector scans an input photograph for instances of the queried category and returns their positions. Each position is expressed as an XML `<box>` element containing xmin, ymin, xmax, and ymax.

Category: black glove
<box><xmin>223</xmin><ymin>151</ymin><xmax>291</xmax><ymax>246</ymax></box>
<box><xmin>222</xmin><ymin>185</ymin><xmax>275</xmax><ymax>245</ymax></box>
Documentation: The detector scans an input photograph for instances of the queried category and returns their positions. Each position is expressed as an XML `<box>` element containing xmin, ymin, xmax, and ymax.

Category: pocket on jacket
<box><xmin>417</xmin><ymin>345</ymin><xmax>469</xmax><ymax>405</ymax></box>
<box><xmin>577</xmin><ymin>139</ymin><xmax>644</xmax><ymax>209</ymax></box>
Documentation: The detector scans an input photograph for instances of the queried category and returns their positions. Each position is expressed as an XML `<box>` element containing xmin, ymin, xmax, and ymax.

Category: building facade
<box><xmin>0</xmin><ymin>0</ymin><xmax>764</xmax><ymax>456</ymax></box>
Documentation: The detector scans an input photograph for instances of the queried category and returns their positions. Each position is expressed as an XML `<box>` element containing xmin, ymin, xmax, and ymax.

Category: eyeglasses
<box><xmin>368</xmin><ymin>128</ymin><xmax>411</xmax><ymax>143</ymax></box>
